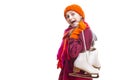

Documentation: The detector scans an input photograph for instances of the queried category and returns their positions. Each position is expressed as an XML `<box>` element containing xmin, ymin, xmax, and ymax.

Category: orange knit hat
<box><xmin>64</xmin><ymin>4</ymin><xmax>85</xmax><ymax>19</ymax></box>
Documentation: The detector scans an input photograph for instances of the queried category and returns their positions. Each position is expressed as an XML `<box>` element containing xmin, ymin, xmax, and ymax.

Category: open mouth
<box><xmin>71</xmin><ymin>20</ymin><xmax>76</xmax><ymax>24</ymax></box>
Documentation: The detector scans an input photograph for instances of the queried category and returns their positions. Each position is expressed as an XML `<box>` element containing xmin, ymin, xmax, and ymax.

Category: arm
<box><xmin>68</xmin><ymin>28</ymin><xmax>93</xmax><ymax>59</ymax></box>
<box><xmin>68</xmin><ymin>38</ymin><xmax>83</xmax><ymax>59</ymax></box>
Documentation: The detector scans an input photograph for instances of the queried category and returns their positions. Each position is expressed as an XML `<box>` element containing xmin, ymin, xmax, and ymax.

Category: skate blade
<box><xmin>69</xmin><ymin>73</ymin><xmax>99</xmax><ymax>78</ymax></box>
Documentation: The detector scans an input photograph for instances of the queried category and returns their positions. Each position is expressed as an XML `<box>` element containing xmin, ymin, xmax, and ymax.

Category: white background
<box><xmin>0</xmin><ymin>0</ymin><xmax>120</xmax><ymax>80</ymax></box>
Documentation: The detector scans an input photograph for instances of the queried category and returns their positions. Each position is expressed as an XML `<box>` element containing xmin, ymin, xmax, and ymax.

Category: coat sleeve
<box><xmin>68</xmin><ymin>28</ymin><xmax>93</xmax><ymax>59</ymax></box>
<box><xmin>68</xmin><ymin>38</ymin><xmax>83</xmax><ymax>59</ymax></box>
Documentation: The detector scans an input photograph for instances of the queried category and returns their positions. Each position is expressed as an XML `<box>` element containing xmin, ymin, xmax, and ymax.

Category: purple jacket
<box><xmin>68</xmin><ymin>27</ymin><xmax>93</xmax><ymax>59</ymax></box>
<box><xmin>58</xmin><ymin>27</ymin><xmax>93</xmax><ymax>80</ymax></box>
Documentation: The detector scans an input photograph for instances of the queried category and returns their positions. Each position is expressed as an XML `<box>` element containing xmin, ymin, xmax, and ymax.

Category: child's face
<box><xmin>65</xmin><ymin>11</ymin><xmax>82</xmax><ymax>27</ymax></box>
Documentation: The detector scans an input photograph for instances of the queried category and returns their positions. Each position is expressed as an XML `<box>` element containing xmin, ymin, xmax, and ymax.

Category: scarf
<box><xmin>57</xmin><ymin>20</ymin><xmax>89</xmax><ymax>69</ymax></box>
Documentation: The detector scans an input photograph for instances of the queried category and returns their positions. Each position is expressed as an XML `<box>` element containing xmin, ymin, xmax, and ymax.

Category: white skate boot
<box><xmin>74</xmin><ymin>52</ymin><xmax>99</xmax><ymax>74</ymax></box>
<box><xmin>69</xmin><ymin>52</ymin><xmax>99</xmax><ymax>78</ymax></box>
<box><xmin>88</xmin><ymin>48</ymin><xmax>101</xmax><ymax>70</ymax></box>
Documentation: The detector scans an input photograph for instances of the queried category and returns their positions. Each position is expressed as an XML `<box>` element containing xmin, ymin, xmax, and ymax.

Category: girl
<box><xmin>57</xmin><ymin>4</ymin><xmax>99</xmax><ymax>80</ymax></box>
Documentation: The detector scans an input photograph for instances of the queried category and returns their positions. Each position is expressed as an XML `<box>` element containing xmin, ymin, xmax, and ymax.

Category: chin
<box><xmin>71</xmin><ymin>25</ymin><xmax>77</xmax><ymax>28</ymax></box>
<box><xmin>72</xmin><ymin>24</ymin><xmax>78</xmax><ymax>27</ymax></box>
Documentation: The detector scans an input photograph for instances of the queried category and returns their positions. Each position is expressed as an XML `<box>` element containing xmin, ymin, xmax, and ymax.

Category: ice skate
<box><xmin>69</xmin><ymin>52</ymin><xmax>99</xmax><ymax>78</ymax></box>
<box><xmin>88</xmin><ymin>48</ymin><xmax>101</xmax><ymax>70</ymax></box>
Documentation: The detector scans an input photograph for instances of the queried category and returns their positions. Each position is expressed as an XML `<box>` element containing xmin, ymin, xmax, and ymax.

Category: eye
<box><xmin>66</xmin><ymin>15</ymin><xmax>70</xmax><ymax>19</ymax></box>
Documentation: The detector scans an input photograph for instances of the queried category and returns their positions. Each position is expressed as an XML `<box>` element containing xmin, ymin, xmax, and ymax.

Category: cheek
<box><xmin>66</xmin><ymin>19</ymin><xmax>70</xmax><ymax>22</ymax></box>
<box><xmin>66</xmin><ymin>19</ymin><xmax>70</xmax><ymax>24</ymax></box>
<box><xmin>74</xmin><ymin>14</ymin><xmax>82</xmax><ymax>21</ymax></box>
<box><xmin>76</xmin><ymin>16</ymin><xmax>82</xmax><ymax>21</ymax></box>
